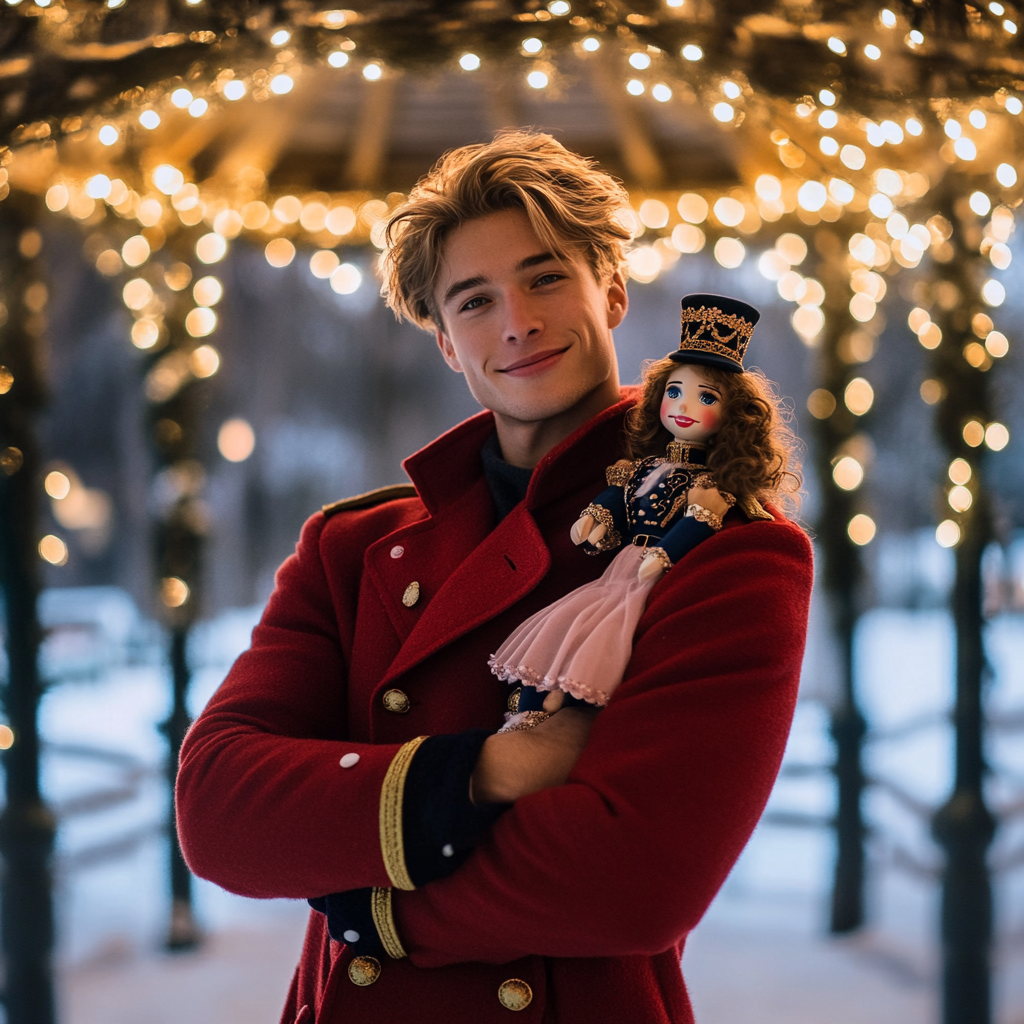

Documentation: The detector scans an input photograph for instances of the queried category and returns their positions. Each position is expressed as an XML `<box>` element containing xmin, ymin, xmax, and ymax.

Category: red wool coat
<box><xmin>177</xmin><ymin>391</ymin><xmax>814</xmax><ymax>1024</ymax></box>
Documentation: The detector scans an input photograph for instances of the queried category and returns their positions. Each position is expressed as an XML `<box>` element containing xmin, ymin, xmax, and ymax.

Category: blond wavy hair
<box><xmin>380</xmin><ymin>130</ymin><xmax>633</xmax><ymax>329</ymax></box>
<box><xmin>625</xmin><ymin>357</ymin><xmax>803</xmax><ymax>516</ymax></box>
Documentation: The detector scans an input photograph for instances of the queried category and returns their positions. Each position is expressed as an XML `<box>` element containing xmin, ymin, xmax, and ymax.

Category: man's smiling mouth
<box><xmin>497</xmin><ymin>346</ymin><xmax>571</xmax><ymax>374</ymax></box>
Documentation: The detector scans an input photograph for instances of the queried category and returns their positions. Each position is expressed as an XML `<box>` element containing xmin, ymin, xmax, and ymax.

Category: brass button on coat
<box><xmin>382</xmin><ymin>689</ymin><xmax>411</xmax><ymax>714</ymax></box>
<box><xmin>348</xmin><ymin>955</ymin><xmax>381</xmax><ymax>986</ymax></box>
<box><xmin>402</xmin><ymin>581</ymin><xmax>420</xmax><ymax>607</ymax></box>
<box><xmin>498</xmin><ymin>978</ymin><xmax>533</xmax><ymax>1011</ymax></box>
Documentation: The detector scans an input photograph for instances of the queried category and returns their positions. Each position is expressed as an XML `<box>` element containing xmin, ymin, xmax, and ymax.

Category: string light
<box><xmin>459</xmin><ymin>53</ymin><xmax>481</xmax><ymax>71</ymax></box>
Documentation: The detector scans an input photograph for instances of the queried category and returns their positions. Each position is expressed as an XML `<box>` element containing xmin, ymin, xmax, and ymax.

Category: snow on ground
<box><xmin>19</xmin><ymin>587</ymin><xmax>1024</xmax><ymax>1021</ymax></box>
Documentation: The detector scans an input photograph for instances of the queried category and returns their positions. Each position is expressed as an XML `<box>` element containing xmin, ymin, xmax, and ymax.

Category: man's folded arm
<box><xmin>390</xmin><ymin>520</ymin><xmax>813</xmax><ymax>967</ymax></box>
<box><xmin>176</xmin><ymin>509</ymin><xmax>508</xmax><ymax>909</ymax></box>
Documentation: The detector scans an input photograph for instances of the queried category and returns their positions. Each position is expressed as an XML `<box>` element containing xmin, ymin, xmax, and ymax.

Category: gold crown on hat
<box><xmin>670</xmin><ymin>293</ymin><xmax>760</xmax><ymax>373</ymax></box>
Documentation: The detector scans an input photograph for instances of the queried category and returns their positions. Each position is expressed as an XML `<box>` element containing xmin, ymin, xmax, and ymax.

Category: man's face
<box><xmin>433</xmin><ymin>209</ymin><xmax>627</xmax><ymax>426</ymax></box>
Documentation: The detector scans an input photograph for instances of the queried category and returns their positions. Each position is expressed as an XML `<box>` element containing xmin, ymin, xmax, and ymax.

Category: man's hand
<box><xmin>570</xmin><ymin>514</ymin><xmax>607</xmax><ymax>546</ymax></box>
<box><xmin>470</xmin><ymin>706</ymin><xmax>599</xmax><ymax>804</ymax></box>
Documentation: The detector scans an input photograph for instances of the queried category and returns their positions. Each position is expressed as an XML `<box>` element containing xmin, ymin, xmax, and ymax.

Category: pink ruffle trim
<box><xmin>487</xmin><ymin>655</ymin><xmax>610</xmax><ymax>706</ymax></box>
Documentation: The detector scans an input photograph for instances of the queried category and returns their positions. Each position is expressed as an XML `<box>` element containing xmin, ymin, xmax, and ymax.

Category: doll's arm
<box><xmin>571</xmin><ymin>483</ymin><xmax>628</xmax><ymax>553</ymax></box>
<box><xmin>637</xmin><ymin>488</ymin><xmax>736</xmax><ymax>582</ymax></box>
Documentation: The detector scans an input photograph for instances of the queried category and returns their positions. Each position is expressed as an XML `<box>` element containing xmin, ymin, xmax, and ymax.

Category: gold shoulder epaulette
<box><xmin>605</xmin><ymin>459</ymin><xmax>634</xmax><ymax>487</ymax></box>
<box><xmin>739</xmin><ymin>495</ymin><xmax>774</xmax><ymax>521</ymax></box>
<box><xmin>322</xmin><ymin>484</ymin><xmax>418</xmax><ymax>519</ymax></box>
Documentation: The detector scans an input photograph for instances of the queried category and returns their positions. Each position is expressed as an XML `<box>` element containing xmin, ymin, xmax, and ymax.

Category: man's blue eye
<box><xmin>666</xmin><ymin>386</ymin><xmax>681</xmax><ymax>399</ymax></box>
<box><xmin>699</xmin><ymin>392</ymin><xmax>718</xmax><ymax>405</ymax></box>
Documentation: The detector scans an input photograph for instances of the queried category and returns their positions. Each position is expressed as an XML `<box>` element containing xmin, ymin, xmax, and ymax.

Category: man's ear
<box><xmin>435</xmin><ymin>327</ymin><xmax>464</xmax><ymax>374</ymax></box>
<box><xmin>606</xmin><ymin>268</ymin><xmax>628</xmax><ymax>330</ymax></box>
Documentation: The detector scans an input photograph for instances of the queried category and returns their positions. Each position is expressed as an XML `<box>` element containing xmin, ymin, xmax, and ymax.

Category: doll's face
<box><xmin>659</xmin><ymin>364</ymin><xmax>723</xmax><ymax>443</ymax></box>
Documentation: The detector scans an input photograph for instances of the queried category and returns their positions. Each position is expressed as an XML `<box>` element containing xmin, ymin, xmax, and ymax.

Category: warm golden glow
<box><xmin>639</xmin><ymin>199</ymin><xmax>670</xmax><ymax>228</ymax></box>
<box><xmin>833</xmin><ymin>456</ymin><xmax>864</xmax><ymax>490</ymax></box>
<box><xmin>936</xmin><ymin>520</ymin><xmax>961</xmax><ymax>548</ymax></box>
<box><xmin>948</xmin><ymin>458</ymin><xmax>972</xmax><ymax>485</ymax></box>
<box><xmin>330</xmin><ymin>263</ymin><xmax>362</xmax><ymax>294</ymax></box>
<box><xmin>44</xmin><ymin>470</ymin><xmax>71</xmax><ymax>499</ymax></box>
<box><xmin>218</xmin><ymin>418</ymin><xmax>256</xmax><ymax>462</ymax></box>
<box><xmin>985</xmin><ymin>331</ymin><xmax>1009</xmax><ymax>358</ymax></box>
<box><xmin>0</xmin><ymin>367</ymin><xmax>13</xmax><ymax>395</ymax></box>
<box><xmin>791</xmin><ymin>305</ymin><xmax>824</xmax><ymax>345</ymax></box>
<box><xmin>165</xmin><ymin>263</ymin><xmax>192</xmax><ymax>291</ymax></box>
<box><xmin>161</xmin><ymin>576</ymin><xmax>190</xmax><ymax>608</ymax></box>
<box><xmin>189</xmin><ymin>345</ymin><xmax>220</xmax><ymax>378</ymax></box>
<box><xmin>193</xmin><ymin>276</ymin><xmax>223</xmax><ymax>306</ymax></box>
<box><xmin>985</xmin><ymin>422</ymin><xmax>1010</xmax><ymax>451</ymax></box>
<box><xmin>265</xmin><ymin>238</ymin><xmax>296</xmax><ymax>268</ymax></box>
<box><xmin>326</xmin><ymin>205</ymin><xmax>357</xmax><ymax>235</ymax></box>
<box><xmin>39</xmin><ymin>534</ymin><xmax>68</xmax><ymax>566</ymax></box>
<box><xmin>713</xmin><ymin>237</ymin><xmax>745</xmax><ymax>268</ymax></box>
<box><xmin>122</xmin><ymin>278</ymin><xmax>154</xmax><ymax>311</ymax></box>
<box><xmin>121</xmin><ymin>235</ymin><xmax>151</xmax><ymax>267</ymax></box>
<box><xmin>847</xmin><ymin>514</ymin><xmax>876</xmax><ymax>545</ymax></box>
<box><xmin>131</xmin><ymin>318</ymin><xmax>160</xmax><ymax>349</ymax></box>
<box><xmin>963</xmin><ymin>420</ymin><xmax>985</xmax><ymax>447</ymax></box>
<box><xmin>0</xmin><ymin>725</ymin><xmax>13</xmax><ymax>750</ymax></box>
<box><xmin>670</xmin><ymin>224</ymin><xmax>705</xmax><ymax>253</ymax></box>
<box><xmin>310</xmin><ymin>250</ymin><xmax>341</xmax><ymax>279</ymax></box>
<box><xmin>185</xmin><ymin>307</ymin><xmax>217</xmax><ymax>338</ymax></box>
<box><xmin>920</xmin><ymin>379</ymin><xmax>943</xmax><ymax>405</ymax></box>
<box><xmin>948</xmin><ymin>485</ymin><xmax>973</xmax><ymax>512</ymax></box>
<box><xmin>807</xmin><ymin>389</ymin><xmax>836</xmax><ymax>419</ymax></box>
<box><xmin>196</xmin><ymin>233</ymin><xmax>228</xmax><ymax>264</ymax></box>
<box><xmin>844</xmin><ymin>378</ymin><xmax>874</xmax><ymax>415</ymax></box>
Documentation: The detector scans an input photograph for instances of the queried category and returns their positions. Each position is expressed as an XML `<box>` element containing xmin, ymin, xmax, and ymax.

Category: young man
<box><xmin>176</xmin><ymin>132</ymin><xmax>813</xmax><ymax>1023</ymax></box>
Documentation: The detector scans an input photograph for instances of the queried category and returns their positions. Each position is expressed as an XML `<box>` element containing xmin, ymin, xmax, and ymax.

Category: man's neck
<box><xmin>492</xmin><ymin>375</ymin><xmax>622</xmax><ymax>469</ymax></box>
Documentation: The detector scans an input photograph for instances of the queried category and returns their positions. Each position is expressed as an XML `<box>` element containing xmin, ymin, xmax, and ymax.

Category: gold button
<box><xmin>382</xmin><ymin>689</ymin><xmax>410</xmax><ymax>714</ymax></box>
<box><xmin>498</xmin><ymin>978</ymin><xmax>533</xmax><ymax>1011</ymax></box>
<box><xmin>507</xmin><ymin>687</ymin><xmax>521</xmax><ymax>713</ymax></box>
<box><xmin>348</xmin><ymin>955</ymin><xmax>381</xmax><ymax>986</ymax></box>
<box><xmin>402</xmin><ymin>581</ymin><xmax>420</xmax><ymax>607</ymax></box>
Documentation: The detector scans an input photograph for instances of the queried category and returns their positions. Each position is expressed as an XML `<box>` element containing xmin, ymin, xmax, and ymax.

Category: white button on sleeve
<box><xmin>340</xmin><ymin>752</ymin><xmax>360</xmax><ymax>768</ymax></box>
<box><xmin>390</xmin><ymin>545</ymin><xmax>404</xmax><ymax>558</ymax></box>
<box><xmin>343</xmin><ymin>929</ymin><xmax>360</xmax><ymax>944</ymax></box>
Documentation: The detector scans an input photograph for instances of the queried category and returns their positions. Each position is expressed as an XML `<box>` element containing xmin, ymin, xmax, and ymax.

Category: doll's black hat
<box><xmin>669</xmin><ymin>293</ymin><xmax>760</xmax><ymax>373</ymax></box>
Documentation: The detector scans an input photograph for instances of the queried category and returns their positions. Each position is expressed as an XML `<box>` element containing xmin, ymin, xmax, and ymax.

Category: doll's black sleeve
<box><xmin>580</xmin><ymin>484</ymin><xmax>629</xmax><ymax>553</ymax></box>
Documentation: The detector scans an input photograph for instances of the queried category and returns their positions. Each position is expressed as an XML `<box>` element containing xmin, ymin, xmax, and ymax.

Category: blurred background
<box><xmin>1</xmin><ymin>2</ymin><xmax>1023</xmax><ymax>1022</ymax></box>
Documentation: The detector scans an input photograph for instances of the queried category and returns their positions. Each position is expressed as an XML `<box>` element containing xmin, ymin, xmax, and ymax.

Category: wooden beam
<box><xmin>345</xmin><ymin>76</ymin><xmax>397</xmax><ymax>189</ymax></box>
<box><xmin>588</xmin><ymin>54</ymin><xmax>665</xmax><ymax>189</ymax></box>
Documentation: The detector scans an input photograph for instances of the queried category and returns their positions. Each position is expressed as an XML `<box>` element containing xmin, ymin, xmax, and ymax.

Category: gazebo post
<box><xmin>0</xmin><ymin>199</ymin><xmax>56</xmax><ymax>1022</ymax></box>
<box><xmin>812</xmin><ymin>231</ymin><xmax>871</xmax><ymax>934</ymax></box>
<box><xmin>927</xmin><ymin>182</ymin><xmax>997</xmax><ymax>1024</ymax></box>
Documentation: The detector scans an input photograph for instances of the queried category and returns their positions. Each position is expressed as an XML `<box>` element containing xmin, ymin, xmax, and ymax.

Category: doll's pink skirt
<box><xmin>488</xmin><ymin>545</ymin><xmax>654</xmax><ymax>706</ymax></box>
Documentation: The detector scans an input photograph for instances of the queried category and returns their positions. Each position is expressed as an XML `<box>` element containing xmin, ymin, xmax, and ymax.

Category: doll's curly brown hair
<box><xmin>625</xmin><ymin>357</ymin><xmax>802</xmax><ymax>515</ymax></box>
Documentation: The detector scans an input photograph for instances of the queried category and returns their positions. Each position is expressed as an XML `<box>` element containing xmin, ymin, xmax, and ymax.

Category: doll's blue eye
<box><xmin>666</xmin><ymin>385</ymin><xmax>681</xmax><ymax>399</ymax></box>
<box><xmin>698</xmin><ymin>391</ymin><xmax>718</xmax><ymax>405</ymax></box>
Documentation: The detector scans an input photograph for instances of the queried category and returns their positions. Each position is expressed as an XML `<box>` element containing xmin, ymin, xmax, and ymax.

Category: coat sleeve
<box><xmin>175</xmin><ymin>511</ymin><xmax>404</xmax><ymax>899</ymax></box>
<box><xmin>391</xmin><ymin>518</ymin><xmax>814</xmax><ymax>965</ymax></box>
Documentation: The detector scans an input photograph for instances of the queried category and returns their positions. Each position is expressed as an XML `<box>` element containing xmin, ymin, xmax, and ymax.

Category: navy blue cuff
<box><xmin>402</xmin><ymin>729</ymin><xmax>510</xmax><ymax>887</ymax></box>
<box><xmin>659</xmin><ymin>515</ymin><xmax>714</xmax><ymax>565</ymax></box>
<box><xmin>308</xmin><ymin>888</ymin><xmax>384</xmax><ymax>957</ymax></box>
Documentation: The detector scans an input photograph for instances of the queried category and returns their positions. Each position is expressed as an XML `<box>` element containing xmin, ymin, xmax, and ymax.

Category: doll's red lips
<box><xmin>672</xmin><ymin>416</ymin><xmax>696</xmax><ymax>427</ymax></box>
<box><xmin>498</xmin><ymin>347</ymin><xmax>571</xmax><ymax>374</ymax></box>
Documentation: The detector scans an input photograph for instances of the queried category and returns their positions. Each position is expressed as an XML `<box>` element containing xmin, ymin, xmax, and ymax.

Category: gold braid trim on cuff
<box><xmin>605</xmin><ymin>459</ymin><xmax>634</xmax><ymax>487</ymax></box>
<box><xmin>642</xmin><ymin>546</ymin><xmax>673</xmax><ymax>573</ymax></box>
<box><xmin>379</xmin><ymin>735</ymin><xmax>429</xmax><ymax>891</ymax></box>
<box><xmin>371</xmin><ymin>887</ymin><xmax>408</xmax><ymax>959</ymax></box>
<box><xmin>581</xmin><ymin>504</ymin><xmax>622</xmax><ymax>552</ymax></box>
<box><xmin>686</xmin><ymin>504</ymin><xmax>724</xmax><ymax>531</ymax></box>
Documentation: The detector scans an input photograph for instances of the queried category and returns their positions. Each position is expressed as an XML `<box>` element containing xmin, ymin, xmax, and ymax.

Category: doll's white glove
<box><xmin>570</xmin><ymin>514</ymin><xmax>607</xmax><ymax>546</ymax></box>
<box><xmin>687</xmin><ymin>485</ymin><xmax>732</xmax><ymax>519</ymax></box>
<box><xmin>637</xmin><ymin>550</ymin><xmax>670</xmax><ymax>583</ymax></box>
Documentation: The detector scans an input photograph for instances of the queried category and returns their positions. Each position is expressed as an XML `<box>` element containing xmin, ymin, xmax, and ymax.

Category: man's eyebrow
<box><xmin>442</xmin><ymin>252</ymin><xmax>562</xmax><ymax>308</ymax></box>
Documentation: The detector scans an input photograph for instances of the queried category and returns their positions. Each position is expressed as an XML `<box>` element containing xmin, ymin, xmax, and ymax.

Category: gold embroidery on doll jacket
<box><xmin>624</xmin><ymin>442</ymin><xmax>709</xmax><ymax>536</ymax></box>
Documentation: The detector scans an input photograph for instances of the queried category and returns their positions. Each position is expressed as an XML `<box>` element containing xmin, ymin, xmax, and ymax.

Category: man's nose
<box><xmin>502</xmin><ymin>291</ymin><xmax>543</xmax><ymax>343</ymax></box>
